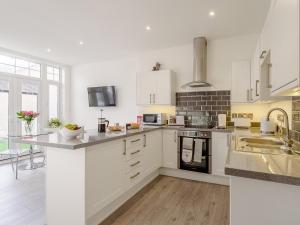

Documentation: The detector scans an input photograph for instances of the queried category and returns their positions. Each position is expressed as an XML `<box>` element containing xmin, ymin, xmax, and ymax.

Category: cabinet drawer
<box><xmin>126</xmin><ymin>135</ymin><xmax>144</xmax><ymax>149</ymax></box>
<box><xmin>127</xmin><ymin>167</ymin><xmax>143</xmax><ymax>186</ymax></box>
<box><xmin>126</xmin><ymin>146</ymin><xmax>142</xmax><ymax>160</ymax></box>
<box><xmin>126</xmin><ymin>156</ymin><xmax>142</xmax><ymax>173</ymax></box>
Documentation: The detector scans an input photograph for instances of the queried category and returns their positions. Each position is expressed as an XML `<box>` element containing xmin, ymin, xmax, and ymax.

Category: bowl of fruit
<box><xmin>60</xmin><ymin>124</ymin><xmax>83</xmax><ymax>139</ymax></box>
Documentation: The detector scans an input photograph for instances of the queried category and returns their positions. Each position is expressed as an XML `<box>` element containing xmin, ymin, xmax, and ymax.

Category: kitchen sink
<box><xmin>235</xmin><ymin>136</ymin><xmax>298</xmax><ymax>156</ymax></box>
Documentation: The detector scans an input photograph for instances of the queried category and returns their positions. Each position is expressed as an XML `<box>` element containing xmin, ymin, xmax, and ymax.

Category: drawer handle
<box><xmin>130</xmin><ymin>172</ymin><xmax>140</xmax><ymax>179</ymax></box>
<box><xmin>131</xmin><ymin>150</ymin><xmax>141</xmax><ymax>155</ymax></box>
<box><xmin>131</xmin><ymin>139</ymin><xmax>141</xmax><ymax>143</ymax></box>
<box><xmin>130</xmin><ymin>160</ymin><xmax>140</xmax><ymax>167</ymax></box>
<box><xmin>123</xmin><ymin>139</ymin><xmax>126</xmax><ymax>155</ymax></box>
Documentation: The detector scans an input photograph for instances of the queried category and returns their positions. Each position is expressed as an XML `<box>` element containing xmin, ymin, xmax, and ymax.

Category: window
<box><xmin>47</xmin><ymin>66</ymin><xmax>60</xmax><ymax>81</ymax></box>
<box><xmin>49</xmin><ymin>84</ymin><xmax>58</xmax><ymax>119</ymax></box>
<box><xmin>0</xmin><ymin>54</ymin><xmax>41</xmax><ymax>78</ymax></box>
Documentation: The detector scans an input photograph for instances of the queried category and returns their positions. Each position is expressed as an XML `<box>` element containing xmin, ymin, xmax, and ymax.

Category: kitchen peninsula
<box><xmin>14</xmin><ymin>128</ymin><xmax>164</xmax><ymax>225</ymax></box>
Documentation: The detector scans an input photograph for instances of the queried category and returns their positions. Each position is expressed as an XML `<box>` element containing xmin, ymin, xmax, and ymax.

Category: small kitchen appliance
<box><xmin>98</xmin><ymin>118</ymin><xmax>109</xmax><ymax>133</ymax></box>
<box><xmin>143</xmin><ymin>113</ymin><xmax>167</xmax><ymax>125</ymax></box>
<box><xmin>260</xmin><ymin>117</ymin><xmax>275</xmax><ymax>134</ymax></box>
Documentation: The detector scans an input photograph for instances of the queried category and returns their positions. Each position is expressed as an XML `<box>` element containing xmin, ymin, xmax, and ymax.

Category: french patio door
<box><xmin>0</xmin><ymin>74</ymin><xmax>41</xmax><ymax>155</ymax></box>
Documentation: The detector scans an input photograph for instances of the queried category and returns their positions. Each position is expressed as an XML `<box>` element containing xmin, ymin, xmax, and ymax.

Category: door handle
<box><xmin>130</xmin><ymin>160</ymin><xmax>140</xmax><ymax>167</ymax></box>
<box><xmin>174</xmin><ymin>131</ymin><xmax>177</xmax><ymax>143</ymax></box>
<box><xmin>149</xmin><ymin>94</ymin><xmax>152</xmax><ymax>104</ymax></box>
<box><xmin>123</xmin><ymin>139</ymin><xmax>126</xmax><ymax>155</ymax></box>
<box><xmin>255</xmin><ymin>80</ymin><xmax>259</xmax><ymax>96</ymax></box>
<box><xmin>246</xmin><ymin>89</ymin><xmax>250</xmax><ymax>102</ymax></box>
<box><xmin>267</xmin><ymin>63</ymin><xmax>272</xmax><ymax>88</ymax></box>
<box><xmin>143</xmin><ymin>134</ymin><xmax>146</xmax><ymax>147</ymax></box>
<box><xmin>153</xmin><ymin>93</ymin><xmax>155</xmax><ymax>104</ymax></box>
<box><xmin>131</xmin><ymin>150</ymin><xmax>141</xmax><ymax>155</ymax></box>
<box><xmin>131</xmin><ymin>138</ymin><xmax>141</xmax><ymax>143</ymax></box>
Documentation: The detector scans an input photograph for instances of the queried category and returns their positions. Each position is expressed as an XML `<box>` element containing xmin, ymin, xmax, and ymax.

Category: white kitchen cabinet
<box><xmin>260</xmin><ymin>0</ymin><xmax>299</xmax><ymax>95</ymax></box>
<box><xmin>162</xmin><ymin>130</ymin><xmax>178</xmax><ymax>169</ymax></box>
<box><xmin>212</xmin><ymin>132</ymin><xmax>230</xmax><ymax>176</ymax></box>
<box><xmin>86</xmin><ymin>139</ymin><xmax>126</xmax><ymax>215</ymax></box>
<box><xmin>142</xmin><ymin>130</ymin><xmax>163</xmax><ymax>176</ymax></box>
<box><xmin>231</xmin><ymin>61</ymin><xmax>251</xmax><ymax>103</ymax></box>
<box><xmin>137</xmin><ymin>70</ymin><xmax>175</xmax><ymax>105</ymax></box>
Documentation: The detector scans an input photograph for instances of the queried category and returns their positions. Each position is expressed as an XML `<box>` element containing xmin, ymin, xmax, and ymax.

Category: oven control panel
<box><xmin>177</xmin><ymin>130</ymin><xmax>211</xmax><ymax>138</ymax></box>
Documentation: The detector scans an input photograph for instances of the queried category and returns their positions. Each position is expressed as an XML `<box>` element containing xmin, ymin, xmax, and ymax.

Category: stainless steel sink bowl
<box><xmin>235</xmin><ymin>136</ymin><xmax>298</xmax><ymax>155</ymax></box>
<box><xmin>240</xmin><ymin>137</ymin><xmax>284</xmax><ymax>146</ymax></box>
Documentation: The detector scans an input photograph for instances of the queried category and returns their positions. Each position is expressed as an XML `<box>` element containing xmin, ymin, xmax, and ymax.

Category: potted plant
<box><xmin>45</xmin><ymin>118</ymin><xmax>62</xmax><ymax>133</ymax></box>
<box><xmin>16</xmin><ymin>111</ymin><xmax>39</xmax><ymax>135</ymax></box>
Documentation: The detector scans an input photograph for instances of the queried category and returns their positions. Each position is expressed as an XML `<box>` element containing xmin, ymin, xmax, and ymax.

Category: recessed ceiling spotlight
<box><xmin>209</xmin><ymin>11</ymin><xmax>215</xmax><ymax>17</ymax></box>
<box><xmin>79</xmin><ymin>41</ymin><xmax>84</xmax><ymax>45</ymax></box>
<box><xmin>146</xmin><ymin>26</ymin><xmax>151</xmax><ymax>31</ymax></box>
<box><xmin>46</xmin><ymin>48</ymin><xmax>51</xmax><ymax>52</ymax></box>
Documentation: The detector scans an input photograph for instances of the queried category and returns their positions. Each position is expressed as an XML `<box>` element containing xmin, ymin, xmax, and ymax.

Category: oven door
<box><xmin>178</xmin><ymin>136</ymin><xmax>211</xmax><ymax>174</ymax></box>
<box><xmin>143</xmin><ymin>114</ymin><xmax>158</xmax><ymax>124</ymax></box>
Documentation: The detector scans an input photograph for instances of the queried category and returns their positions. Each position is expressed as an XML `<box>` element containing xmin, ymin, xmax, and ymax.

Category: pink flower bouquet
<box><xmin>17</xmin><ymin>111</ymin><xmax>39</xmax><ymax>123</ymax></box>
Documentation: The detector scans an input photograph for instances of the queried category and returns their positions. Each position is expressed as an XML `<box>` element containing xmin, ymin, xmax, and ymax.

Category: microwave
<box><xmin>143</xmin><ymin>113</ymin><xmax>167</xmax><ymax>125</ymax></box>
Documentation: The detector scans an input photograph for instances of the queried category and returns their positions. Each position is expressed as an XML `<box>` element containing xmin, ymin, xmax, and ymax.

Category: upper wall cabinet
<box><xmin>231</xmin><ymin>60</ymin><xmax>251</xmax><ymax>103</ymax></box>
<box><xmin>260</xmin><ymin>0</ymin><xmax>299</xmax><ymax>95</ymax></box>
<box><xmin>137</xmin><ymin>70</ymin><xmax>175</xmax><ymax>105</ymax></box>
<box><xmin>250</xmin><ymin>41</ymin><xmax>261</xmax><ymax>102</ymax></box>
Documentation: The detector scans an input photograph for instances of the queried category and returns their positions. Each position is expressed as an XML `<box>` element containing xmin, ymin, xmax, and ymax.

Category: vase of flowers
<box><xmin>17</xmin><ymin>111</ymin><xmax>39</xmax><ymax>135</ymax></box>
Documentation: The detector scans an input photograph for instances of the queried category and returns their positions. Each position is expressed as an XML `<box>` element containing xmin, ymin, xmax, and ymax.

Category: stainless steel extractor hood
<box><xmin>182</xmin><ymin>37</ymin><xmax>212</xmax><ymax>88</ymax></box>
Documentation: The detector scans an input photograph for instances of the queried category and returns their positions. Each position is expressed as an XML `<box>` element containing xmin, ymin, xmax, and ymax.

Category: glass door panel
<box><xmin>21</xmin><ymin>81</ymin><xmax>39</xmax><ymax>136</ymax></box>
<box><xmin>0</xmin><ymin>80</ymin><xmax>9</xmax><ymax>153</ymax></box>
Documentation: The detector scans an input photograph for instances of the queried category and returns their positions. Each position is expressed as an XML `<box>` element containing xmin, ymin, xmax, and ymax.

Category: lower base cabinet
<box><xmin>212</xmin><ymin>132</ymin><xmax>230</xmax><ymax>176</ymax></box>
<box><xmin>162</xmin><ymin>130</ymin><xmax>178</xmax><ymax>169</ymax></box>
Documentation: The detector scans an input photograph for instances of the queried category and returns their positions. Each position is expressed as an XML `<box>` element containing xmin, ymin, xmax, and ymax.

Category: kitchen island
<box><xmin>13</xmin><ymin>128</ymin><xmax>163</xmax><ymax>225</ymax></box>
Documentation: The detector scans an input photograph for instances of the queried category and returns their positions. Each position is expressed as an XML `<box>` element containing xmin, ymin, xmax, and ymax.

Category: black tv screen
<box><xmin>87</xmin><ymin>86</ymin><xmax>116</xmax><ymax>107</ymax></box>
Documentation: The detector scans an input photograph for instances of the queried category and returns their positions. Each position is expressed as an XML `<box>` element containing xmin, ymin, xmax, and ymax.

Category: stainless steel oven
<box><xmin>177</xmin><ymin>129</ymin><xmax>212</xmax><ymax>174</ymax></box>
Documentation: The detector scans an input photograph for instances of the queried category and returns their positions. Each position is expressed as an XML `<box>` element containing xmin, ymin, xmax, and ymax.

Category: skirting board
<box><xmin>160</xmin><ymin>167</ymin><xmax>230</xmax><ymax>186</ymax></box>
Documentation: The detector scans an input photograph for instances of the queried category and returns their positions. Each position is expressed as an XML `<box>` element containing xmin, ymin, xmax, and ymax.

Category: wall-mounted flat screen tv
<box><xmin>87</xmin><ymin>86</ymin><xmax>116</xmax><ymax>107</ymax></box>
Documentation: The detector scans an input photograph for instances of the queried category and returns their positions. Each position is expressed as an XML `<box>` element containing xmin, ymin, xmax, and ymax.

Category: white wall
<box><xmin>71</xmin><ymin>58</ymin><xmax>138</xmax><ymax>129</ymax></box>
<box><xmin>70</xmin><ymin>34</ymin><xmax>258</xmax><ymax>127</ymax></box>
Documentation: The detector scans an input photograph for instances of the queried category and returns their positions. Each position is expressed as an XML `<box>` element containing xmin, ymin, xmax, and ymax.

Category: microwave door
<box><xmin>143</xmin><ymin>114</ymin><xmax>157</xmax><ymax>123</ymax></box>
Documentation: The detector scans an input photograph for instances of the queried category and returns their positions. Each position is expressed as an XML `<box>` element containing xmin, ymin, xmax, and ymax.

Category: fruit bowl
<box><xmin>60</xmin><ymin>125</ymin><xmax>83</xmax><ymax>139</ymax></box>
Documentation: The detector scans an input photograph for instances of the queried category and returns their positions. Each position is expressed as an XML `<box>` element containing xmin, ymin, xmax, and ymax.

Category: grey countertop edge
<box><xmin>224</xmin><ymin>166</ymin><xmax>300</xmax><ymax>186</ymax></box>
<box><xmin>12</xmin><ymin>126</ymin><xmax>233</xmax><ymax>150</ymax></box>
<box><xmin>12</xmin><ymin>128</ymin><xmax>161</xmax><ymax>150</ymax></box>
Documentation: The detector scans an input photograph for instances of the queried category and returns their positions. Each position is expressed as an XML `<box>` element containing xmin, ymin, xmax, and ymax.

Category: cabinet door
<box><xmin>212</xmin><ymin>132</ymin><xmax>230</xmax><ymax>176</ymax></box>
<box><xmin>250</xmin><ymin>41</ymin><xmax>261</xmax><ymax>102</ymax></box>
<box><xmin>162</xmin><ymin>130</ymin><xmax>178</xmax><ymax>169</ymax></box>
<box><xmin>231</xmin><ymin>61</ymin><xmax>251</xmax><ymax>103</ymax></box>
<box><xmin>137</xmin><ymin>73</ymin><xmax>156</xmax><ymax>105</ymax></box>
<box><xmin>143</xmin><ymin>130</ymin><xmax>163</xmax><ymax>176</ymax></box>
<box><xmin>269</xmin><ymin>0</ymin><xmax>299</xmax><ymax>93</ymax></box>
<box><xmin>86</xmin><ymin>139</ymin><xmax>126</xmax><ymax>215</ymax></box>
<box><xmin>154</xmin><ymin>70</ymin><xmax>173</xmax><ymax>105</ymax></box>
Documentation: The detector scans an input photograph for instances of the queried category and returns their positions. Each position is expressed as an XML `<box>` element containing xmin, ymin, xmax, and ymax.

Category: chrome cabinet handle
<box><xmin>149</xmin><ymin>94</ymin><xmax>152</xmax><ymax>104</ymax></box>
<box><xmin>123</xmin><ymin>139</ymin><xmax>126</xmax><ymax>155</ymax></box>
<box><xmin>267</xmin><ymin>63</ymin><xmax>272</xmax><ymax>88</ymax></box>
<box><xmin>247</xmin><ymin>89</ymin><xmax>250</xmax><ymax>102</ymax></box>
<box><xmin>255</xmin><ymin>80</ymin><xmax>259</xmax><ymax>96</ymax></box>
<box><xmin>260</xmin><ymin>50</ymin><xmax>267</xmax><ymax>59</ymax></box>
<box><xmin>131</xmin><ymin>150</ymin><xmax>141</xmax><ymax>155</ymax></box>
<box><xmin>143</xmin><ymin>134</ymin><xmax>146</xmax><ymax>147</ymax></box>
<box><xmin>130</xmin><ymin>160</ymin><xmax>140</xmax><ymax>167</ymax></box>
<box><xmin>130</xmin><ymin>172</ymin><xmax>140</xmax><ymax>179</ymax></box>
<box><xmin>153</xmin><ymin>93</ymin><xmax>155</xmax><ymax>104</ymax></box>
<box><xmin>174</xmin><ymin>131</ymin><xmax>177</xmax><ymax>143</ymax></box>
<box><xmin>131</xmin><ymin>138</ymin><xmax>141</xmax><ymax>143</ymax></box>
<box><xmin>250</xmin><ymin>88</ymin><xmax>253</xmax><ymax>101</ymax></box>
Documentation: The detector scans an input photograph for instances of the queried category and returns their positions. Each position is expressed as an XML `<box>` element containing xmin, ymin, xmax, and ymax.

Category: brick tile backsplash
<box><xmin>176</xmin><ymin>90</ymin><xmax>231</xmax><ymax>126</ymax></box>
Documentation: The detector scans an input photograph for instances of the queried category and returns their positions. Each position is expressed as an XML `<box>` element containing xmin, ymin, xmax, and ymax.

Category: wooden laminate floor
<box><xmin>0</xmin><ymin>160</ymin><xmax>45</xmax><ymax>225</ymax></box>
<box><xmin>106</xmin><ymin>176</ymin><xmax>229</xmax><ymax>225</ymax></box>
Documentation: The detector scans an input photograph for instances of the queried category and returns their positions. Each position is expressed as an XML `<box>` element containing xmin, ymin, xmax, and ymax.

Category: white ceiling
<box><xmin>0</xmin><ymin>0</ymin><xmax>270</xmax><ymax>65</ymax></box>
